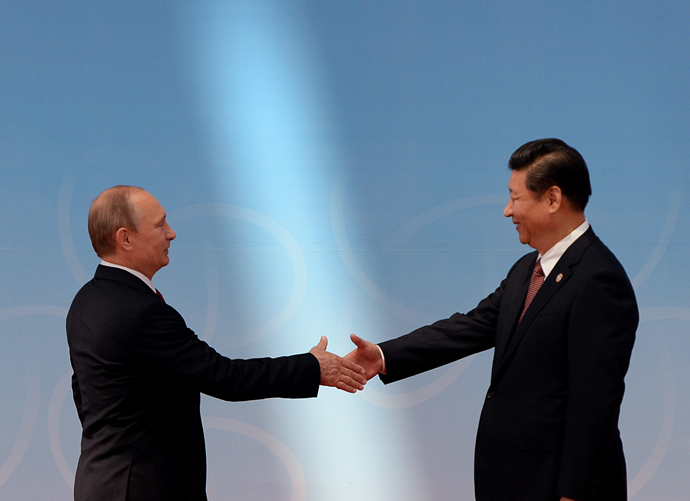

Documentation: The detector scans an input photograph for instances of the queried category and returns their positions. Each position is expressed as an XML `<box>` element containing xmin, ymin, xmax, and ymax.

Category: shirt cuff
<box><xmin>376</xmin><ymin>345</ymin><xmax>387</xmax><ymax>375</ymax></box>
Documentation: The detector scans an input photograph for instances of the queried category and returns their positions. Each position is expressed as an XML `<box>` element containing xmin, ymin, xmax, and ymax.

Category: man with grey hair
<box><xmin>67</xmin><ymin>186</ymin><xmax>366</xmax><ymax>501</ymax></box>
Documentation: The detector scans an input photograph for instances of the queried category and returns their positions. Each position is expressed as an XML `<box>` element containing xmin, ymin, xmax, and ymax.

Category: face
<box><xmin>126</xmin><ymin>191</ymin><xmax>176</xmax><ymax>279</ymax></box>
<box><xmin>503</xmin><ymin>169</ymin><xmax>553</xmax><ymax>253</ymax></box>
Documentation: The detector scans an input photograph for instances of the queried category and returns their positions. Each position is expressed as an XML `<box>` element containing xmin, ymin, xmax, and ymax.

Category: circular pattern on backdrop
<box><xmin>170</xmin><ymin>203</ymin><xmax>307</xmax><ymax>341</ymax></box>
<box><xmin>204</xmin><ymin>416</ymin><xmax>306</xmax><ymax>501</ymax></box>
<box><xmin>331</xmin><ymin>182</ymin><xmax>504</xmax><ymax>408</ymax></box>
<box><xmin>0</xmin><ymin>306</ymin><xmax>67</xmax><ymax>489</ymax></box>
<box><xmin>626</xmin><ymin>306</ymin><xmax>687</xmax><ymax>497</ymax></box>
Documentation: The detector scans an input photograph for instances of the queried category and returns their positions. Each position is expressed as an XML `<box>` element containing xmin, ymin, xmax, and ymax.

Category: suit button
<box><xmin>486</xmin><ymin>391</ymin><xmax>494</xmax><ymax>399</ymax></box>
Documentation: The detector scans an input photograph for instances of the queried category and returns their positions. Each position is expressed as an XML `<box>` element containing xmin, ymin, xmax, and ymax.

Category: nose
<box><xmin>166</xmin><ymin>224</ymin><xmax>176</xmax><ymax>241</ymax></box>
<box><xmin>503</xmin><ymin>199</ymin><xmax>512</xmax><ymax>218</ymax></box>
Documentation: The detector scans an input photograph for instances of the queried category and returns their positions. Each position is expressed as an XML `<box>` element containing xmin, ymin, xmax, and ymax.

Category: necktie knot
<box><xmin>155</xmin><ymin>289</ymin><xmax>165</xmax><ymax>303</ymax></box>
<box><xmin>519</xmin><ymin>259</ymin><xmax>544</xmax><ymax>323</ymax></box>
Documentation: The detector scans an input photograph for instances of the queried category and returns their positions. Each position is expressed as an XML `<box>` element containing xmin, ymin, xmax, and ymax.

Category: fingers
<box><xmin>320</xmin><ymin>353</ymin><xmax>367</xmax><ymax>392</ymax></box>
<box><xmin>336</xmin><ymin>378</ymin><xmax>363</xmax><ymax>393</ymax></box>
<box><xmin>344</xmin><ymin>334</ymin><xmax>384</xmax><ymax>381</ymax></box>
<box><xmin>338</xmin><ymin>368</ymin><xmax>367</xmax><ymax>393</ymax></box>
<box><xmin>309</xmin><ymin>336</ymin><xmax>328</xmax><ymax>356</ymax></box>
<box><xmin>335</xmin><ymin>372</ymin><xmax>366</xmax><ymax>393</ymax></box>
<box><xmin>350</xmin><ymin>333</ymin><xmax>366</xmax><ymax>347</ymax></box>
<box><xmin>309</xmin><ymin>335</ymin><xmax>372</xmax><ymax>392</ymax></box>
<box><xmin>350</xmin><ymin>333</ymin><xmax>374</xmax><ymax>351</ymax></box>
<box><xmin>348</xmin><ymin>364</ymin><xmax>367</xmax><ymax>385</ymax></box>
<box><xmin>333</xmin><ymin>356</ymin><xmax>366</xmax><ymax>389</ymax></box>
<box><xmin>340</xmin><ymin>355</ymin><xmax>366</xmax><ymax>375</ymax></box>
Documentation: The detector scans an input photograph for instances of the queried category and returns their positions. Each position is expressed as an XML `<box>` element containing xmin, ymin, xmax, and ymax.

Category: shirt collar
<box><xmin>100</xmin><ymin>260</ymin><xmax>157</xmax><ymax>293</ymax></box>
<box><xmin>538</xmin><ymin>220</ymin><xmax>590</xmax><ymax>278</ymax></box>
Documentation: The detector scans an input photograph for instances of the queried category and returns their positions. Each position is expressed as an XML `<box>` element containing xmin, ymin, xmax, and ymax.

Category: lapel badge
<box><xmin>556</xmin><ymin>273</ymin><xmax>563</xmax><ymax>283</ymax></box>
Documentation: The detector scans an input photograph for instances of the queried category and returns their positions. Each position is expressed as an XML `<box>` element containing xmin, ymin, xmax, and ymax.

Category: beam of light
<box><xmin>177</xmin><ymin>1</ymin><xmax>426</xmax><ymax>499</ymax></box>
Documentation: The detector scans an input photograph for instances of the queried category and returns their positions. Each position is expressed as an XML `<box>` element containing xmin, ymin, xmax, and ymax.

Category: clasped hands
<box><xmin>309</xmin><ymin>334</ymin><xmax>382</xmax><ymax>393</ymax></box>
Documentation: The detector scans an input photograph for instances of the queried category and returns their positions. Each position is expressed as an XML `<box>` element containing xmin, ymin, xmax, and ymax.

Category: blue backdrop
<box><xmin>1</xmin><ymin>1</ymin><xmax>688</xmax><ymax>499</ymax></box>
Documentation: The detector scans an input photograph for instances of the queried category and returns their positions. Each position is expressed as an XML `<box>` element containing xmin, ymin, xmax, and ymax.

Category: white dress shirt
<box><xmin>100</xmin><ymin>260</ymin><xmax>158</xmax><ymax>294</ymax></box>
<box><xmin>538</xmin><ymin>219</ymin><xmax>590</xmax><ymax>279</ymax></box>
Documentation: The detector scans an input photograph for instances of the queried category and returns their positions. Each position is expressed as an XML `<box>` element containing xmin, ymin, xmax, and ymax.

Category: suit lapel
<box><xmin>492</xmin><ymin>228</ymin><xmax>598</xmax><ymax>382</ymax></box>
<box><xmin>492</xmin><ymin>254</ymin><xmax>534</xmax><ymax>369</ymax></box>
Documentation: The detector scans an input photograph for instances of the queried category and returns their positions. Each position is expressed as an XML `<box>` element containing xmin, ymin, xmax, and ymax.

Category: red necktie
<box><xmin>156</xmin><ymin>289</ymin><xmax>165</xmax><ymax>303</ymax></box>
<box><xmin>519</xmin><ymin>259</ymin><xmax>544</xmax><ymax>323</ymax></box>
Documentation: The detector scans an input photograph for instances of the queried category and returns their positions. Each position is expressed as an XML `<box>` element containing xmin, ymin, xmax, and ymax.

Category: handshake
<box><xmin>308</xmin><ymin>334</ymin><xmax>384</xmax><ymax>393</ymax></box>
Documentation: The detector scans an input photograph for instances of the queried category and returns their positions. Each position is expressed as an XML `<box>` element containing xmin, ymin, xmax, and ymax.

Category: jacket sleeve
<box><xmin>379</xmin><ymin>280</ymin><xmax>503</xmax><ymax>384</ymax></box>
<box><xmin>132</xmin><ymin>300</ymin><xmax>321</xmax><ymax>401</ymax></box>
<box><xmin>556</xmin><ymin>270</ymin><xmax>638</xmax><ymax>499</ymax></box>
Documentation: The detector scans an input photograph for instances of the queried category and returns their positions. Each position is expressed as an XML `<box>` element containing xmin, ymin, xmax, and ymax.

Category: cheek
<box><xmin>513</xmin><ymin>203</ymin><xmax>526</xmax><ymax>220</ymax></box>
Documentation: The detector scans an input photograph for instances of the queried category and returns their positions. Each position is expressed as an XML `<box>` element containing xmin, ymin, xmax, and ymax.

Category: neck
<box><xmin>536</xmin><ymin>213</ymin><xmax>586</xmax><ymax>255</ymax></box>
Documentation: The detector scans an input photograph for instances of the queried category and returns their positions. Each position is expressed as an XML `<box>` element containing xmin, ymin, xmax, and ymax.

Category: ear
<box><xmin>546</xmin><ymin>186</ymin><xmax>562</xmax><ymax>213</ymax></box>
<box><xmin>114</xmin><ymin>227</ymin><xmax>134</xmax><ymax>251</ymax></box>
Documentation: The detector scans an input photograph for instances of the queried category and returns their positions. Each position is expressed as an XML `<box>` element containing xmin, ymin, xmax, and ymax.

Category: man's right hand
<box><xmin>309</xmin><ymin>336</ymin><xmax>366</xmax><ymax>393</ymax></box>
<box><xmin>344</xmin><ymin>334</ymin><xmax>385</xmax><ymax>381</ymax></box>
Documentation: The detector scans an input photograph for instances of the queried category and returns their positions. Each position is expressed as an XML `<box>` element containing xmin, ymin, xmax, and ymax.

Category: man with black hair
<box><xmin>347</xmin><ymin>139</ymin><xmax>637</xmax><ymax>501</ymax></box>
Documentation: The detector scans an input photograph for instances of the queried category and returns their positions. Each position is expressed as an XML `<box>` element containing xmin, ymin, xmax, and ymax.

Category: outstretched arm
<box><xmin>309</xmin><ymin>336</ymin><xmax>366</xmax><ymax>393</ymax></box>
<box><xmin>344</xmin><ymin>334</ymin><xmax>385</xmax><ymax>381</ymax></box>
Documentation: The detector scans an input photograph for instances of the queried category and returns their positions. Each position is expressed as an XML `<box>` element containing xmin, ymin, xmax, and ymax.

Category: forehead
<box><xmin>508</xmin><ymin>169</ymin><xmax>529</xmax><ymax>192</ymax></box>
<box><xmin>132</xmin><ymin>191</ymin><xmax>166</xmax><ymax>220</ymax></box>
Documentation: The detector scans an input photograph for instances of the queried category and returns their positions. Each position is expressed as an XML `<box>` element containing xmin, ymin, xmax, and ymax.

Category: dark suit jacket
<box><xmin>379</xmin><ymin>228</ymin><xmax>637</xmax><ymax>501</ymax></box>
<box><xmin>66</xmin><ymin>265</ymin><xmax>320</xmax><ymax>501</ymax></box>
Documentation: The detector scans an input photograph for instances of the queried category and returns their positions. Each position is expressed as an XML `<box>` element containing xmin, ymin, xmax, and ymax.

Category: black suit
<box><xmin>379</xmin><ymin>227</ymin><xmax>637</xmax><ymax>500</ymax></box>
<box><xmin>66</xmin><ymin>265</ymin><xmax>320</xmax><ymax>501</ymax></box>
